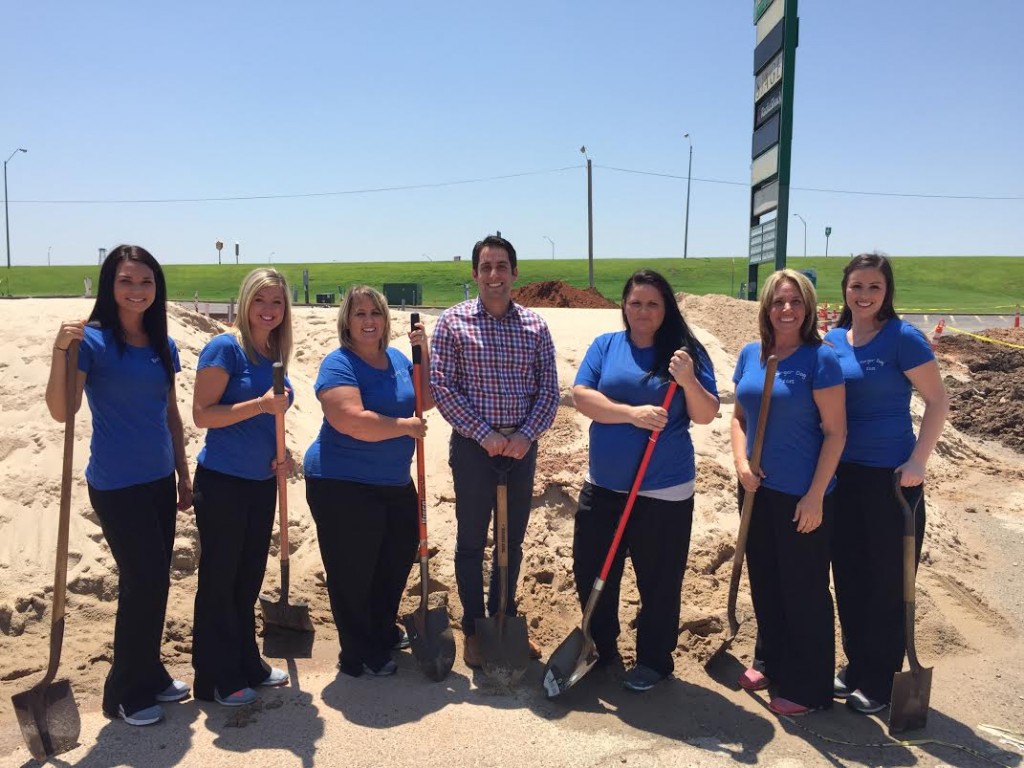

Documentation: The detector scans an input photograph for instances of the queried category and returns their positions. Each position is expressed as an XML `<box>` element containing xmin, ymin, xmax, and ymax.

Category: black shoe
<box><xmin>846</xmin><ymin>689</ymin><xmax>887</xmax><ymax>714</ymax></box>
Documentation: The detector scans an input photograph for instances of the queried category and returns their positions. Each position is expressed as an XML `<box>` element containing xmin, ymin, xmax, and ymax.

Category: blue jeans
<box><xmin>449</xmin><ymin>432</ymin><xmax>538</xmax><ymax>635</ymax></box>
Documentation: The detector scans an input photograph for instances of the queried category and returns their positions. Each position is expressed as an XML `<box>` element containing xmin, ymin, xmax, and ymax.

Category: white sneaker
<box><xmin>260</xmin><ymin>667</ymin><xmax>289</xmax><ymax>687</ymax></box>
<box><xmin>156</xmin><ymin>679</ymin><xmax>190</xmax><ymax>702</ymax></box>
<box><xmin>118</xmin><ymin>703</ymin><xmax>164</xmax><ymax>726</ymax></box>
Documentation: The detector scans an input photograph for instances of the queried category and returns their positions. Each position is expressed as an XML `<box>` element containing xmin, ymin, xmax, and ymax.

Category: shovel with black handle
<box><xmin>402</xmin><ymin>313</ymin><xmax>456</xmax><ymax>681</ymax></box>
<box><xmin>12</xmin><ymin>341</ymin><xmax>81</xmax><ymax>761</ymax></box>
<box><xmin>888</xmin><ymin>472</ymin><xmax>932</xmax><ymax>734</ymax></box>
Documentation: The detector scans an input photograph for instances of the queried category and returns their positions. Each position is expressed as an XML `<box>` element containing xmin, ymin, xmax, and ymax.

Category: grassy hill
<box><xmin>1</xmin><ymin>256</ymin><xmax>1021</xmax><ymax>313</ymax></box>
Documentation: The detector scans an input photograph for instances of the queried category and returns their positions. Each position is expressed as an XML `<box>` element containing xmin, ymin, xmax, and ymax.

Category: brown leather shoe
<box><xmin>528</xmin><ymin>637</ymin><xmax>543</xmax><ymax>660</ymax></box>
<box><xmin>463</xmin><ymin>635</ymin><xmax>483</xmax><ymax>669</ymax></box>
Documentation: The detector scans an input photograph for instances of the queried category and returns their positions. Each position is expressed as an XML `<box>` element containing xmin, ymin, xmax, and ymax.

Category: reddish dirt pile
<box><xmin>935</xmin><ymin>327</ymin><xmax>1024</xmax><ymax>452</ymax></box>
<box><xmin>512</xmin><ymin>280</ymin><xmax>618</xmax><ymax>309</ymax></box>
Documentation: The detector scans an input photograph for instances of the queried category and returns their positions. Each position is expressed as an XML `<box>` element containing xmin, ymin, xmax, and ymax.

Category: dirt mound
<box><xmin>936</xmin><ymin>327</ymin><xmax>1024</xmax><ymax>453</ymax></box>
<box><xmin>512</xmin><ymin>281</ymin><xmax>617</xmax><ymax>309</ymax></box>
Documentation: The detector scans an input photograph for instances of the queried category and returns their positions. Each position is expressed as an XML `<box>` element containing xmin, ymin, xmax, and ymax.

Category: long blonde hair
<box><xmin>757</xmin><ymin>269</ymin><xmax>821</xmax><ymax>363</ymax></box>
<box><xmin>233</xmin><ymin>268</ymin><xmax>293</xmax><ymax>368</ymax></box>
<box><xmin>337</xmin><ymin>285</ymin><xmax>391</xmax><ymax>351</ymax></box>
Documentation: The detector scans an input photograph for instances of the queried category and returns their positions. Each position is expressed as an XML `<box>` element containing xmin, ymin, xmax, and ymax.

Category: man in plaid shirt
<box><xmin>430</xmin><ymin>234</ymin><xmax>559</xmax><ymax>668</ymax></box>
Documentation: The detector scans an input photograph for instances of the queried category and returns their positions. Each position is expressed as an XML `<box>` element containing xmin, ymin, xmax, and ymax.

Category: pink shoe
<box><xmin>737</xmin><ymin>667</ymin><xmax>770</xmax><ymax>691</ymax></box>
<box><xmin>768</xmin><ymin>696</ymin><xmax>812</xmax><ymax>716</ymax></box>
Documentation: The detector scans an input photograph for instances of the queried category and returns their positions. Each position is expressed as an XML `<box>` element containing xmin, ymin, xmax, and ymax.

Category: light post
<box><xmin>824</xmin><ymin>226</ymin><xmax>832</xmax><ymax>258</ymax></box>
<box><xmin>543</xmin><ymin>236</ymin><xmax>555</xmax><ymax>260</ymax></box>
<box><xmin>580</xmin><ymin>146</ymin><xmax>594</xmax><ymax>288</ymax></box>
<box><xmin>4</xmin><ymin>147</ymin><xmax>28</xmax><ymax>271</ymax></box>
<box><xmin>47</xmin><ymin>246</ymin><xmax>51</xmax><ymax>266</ymax></box>
<box><xmin>268</xmin><ymin>251</ymin><xmax>275</xmax><ymax>264</ymax></box>
<box><xmin>793</xmin><ymin>213</ymin><xmax>807</xmax><ymax>258</ymax></box>
<box><xmin>683</xmin><ymin>133</ymin><xmax>693</xmax><ymax>260</ymax></box>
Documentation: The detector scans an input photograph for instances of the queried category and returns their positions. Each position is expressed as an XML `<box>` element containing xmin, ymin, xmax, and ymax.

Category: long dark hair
<box><xmin>834</xmin><ymin>252</ymin><xmax>897</xmax><ymax>329</ymax></box>
<box><xmin>88</xmin><ymin>245</ymin><xmax>175</xmax><ymax>384</ymax></box>
<box><xmin>621</xmin><ymin>269</ymin><xmax>709</xmax><ymax>381</ymax></box>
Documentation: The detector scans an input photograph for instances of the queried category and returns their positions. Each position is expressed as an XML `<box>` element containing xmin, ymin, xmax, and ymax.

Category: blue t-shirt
<box><xmin>303</xmin><ymin>346</ymin><xmax>416</xmax><ymax>486</ymax></box>
<box><xmin>824</xmin><ymin>319</ymin><xmax>934</xmax><ymax>467</ymax></box>
<box><xmin>574</xmin><ymin>332</ymin><xmax>719</xmax><ymax>492</ymax></box>
<box><xmin>732</xmin><ymin>342</ymin><xmax>843</xmax><ymax>497</ymax></box>
<box><xmin>77</xmin><ymin>325</ymin><xmax>181</xmax><ymax>491</ymax></box>
<box><xmin>196</xmin><ymin>333</ymin><xmax>294</xmax><ymax>481</ymax></box>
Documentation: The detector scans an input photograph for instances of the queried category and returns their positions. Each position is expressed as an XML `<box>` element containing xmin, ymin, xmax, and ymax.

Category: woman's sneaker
<box><xmin>118</xmin><ymin>703</ymin><xmax>164</xmax><ymax>726</ymax></box>
<box><xmin>156</xmin><ymin>680</ymin><xmax>190</xmax><ymax>702</ymax></box>
<box><xmin>846</xmin><ymin>689</ymin><xmax>887</xmax><ymax>714</ymax></box>
<box><xmin>621</xmin><ymin>664</ymin><xmax>665</xmax><ymax>692</ymax></box>
<box><xmin>738</xmin><ymin>667</ymin><xmax>770</xmax><ymax>691</ymax></box>
<box><xmin>214</xmin><ymin>687</ymin><xmax>258</xmax><ymax>707</ymax></box>
<box><xmin>260</xmin><ymin>667</ymin><xmax>289</xmax><ymax>687</ymax></box>
<box><xmin>363</xmin><ymin>660</ymin><xmax>398</xmax><ymax>677</ymax></box>
<box><xmin>833</xmin><ymin>667</ymin><xmax>850</xmax><ymax>699</ymax></box>
<box><xmin>768</xmin><ymin>697</ymin><xmax>812</xmax><ymax>716</ymax></box>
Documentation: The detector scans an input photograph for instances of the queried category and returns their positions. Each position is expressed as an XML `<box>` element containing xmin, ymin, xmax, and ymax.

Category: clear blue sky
<box><xmin>4</xmin><ymin>1</ymin><xmax>1023</xmax><ymax>266</ymax></box>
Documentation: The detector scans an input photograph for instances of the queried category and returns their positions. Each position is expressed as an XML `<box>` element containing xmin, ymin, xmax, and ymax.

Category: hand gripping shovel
<box><xmin>260</xmin><ymin>362</ymin><xmax>314</xmax><ymax>653</ymax></box>
<box><xmin>543</xmin><ymin>381</ymin><xmax>678</xmax><ymax>698</ymax></box>
<box><xmin>12</xmin><ymin>341</ymin><xmax>81</xmax><ymax>761</ymax></box>
<box><xmin>402</xmin><ymin>313</ymin><xmax>456</xmax><ymax>681</ymax></box>
<box><xmin>888</xmin><ymin>472</ymin><xmax>932</xmax><ymax>734</ymax></box>
<box><xmin>477</xmin><ymin>453</ymin><xmax>531</xmax><ymax>685</ymax></box>
<box><xmin>726</xmin><ymin>355</ymin><xmax>777</xmax><ymax>640</ymax></box>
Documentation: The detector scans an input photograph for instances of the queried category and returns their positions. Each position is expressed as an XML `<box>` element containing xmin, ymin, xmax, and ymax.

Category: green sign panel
<box><xmin>754</xmin><ymin>0</ymin><xmax>773</xmax><ymax>23</ymax></box>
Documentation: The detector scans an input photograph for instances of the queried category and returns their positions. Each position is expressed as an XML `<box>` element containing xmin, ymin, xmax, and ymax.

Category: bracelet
<box><xmin>256</xmin><ymin>396</ymin><xmax>265</xmax><ymax>414</ymax></box>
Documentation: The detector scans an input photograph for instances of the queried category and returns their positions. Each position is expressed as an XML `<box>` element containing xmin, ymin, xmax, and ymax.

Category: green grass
<box><xmin>1</xmin><ymin>257</ymin><xmax>1021</xmax><ymax>313</ymax></box>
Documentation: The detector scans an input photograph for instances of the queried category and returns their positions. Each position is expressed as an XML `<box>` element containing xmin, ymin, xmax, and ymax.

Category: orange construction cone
<box><xmin>1015</xmin><ymin>304</ymin><xmax>1020</xmax><ymax>329</ymax></box>
<box><xmin>931</xmin><ymin>317</ymin><xmax>945</xmax><ymax>348</ymax></box>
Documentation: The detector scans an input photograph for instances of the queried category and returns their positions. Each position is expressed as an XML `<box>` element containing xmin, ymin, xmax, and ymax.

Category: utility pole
<box><xmin>581</xmin><ymin>146</ymin><xmax>594</xmax><ymax>288</ymax></box>
<box><xmin>683</xmin><ymin>133</ymin><xmax>693</xmax><ymax>259</ymax></box>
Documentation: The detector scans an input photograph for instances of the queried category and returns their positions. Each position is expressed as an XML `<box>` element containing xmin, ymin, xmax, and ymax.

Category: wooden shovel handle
<box><xmin>52</xmin><ymin>342</ymin><xmax>79</xmax><ymax>628</ymax></box>
<box><xmin>272</xmin><ymin>363</ymin><xmax>289</xmax><ymax>563</ymax></box>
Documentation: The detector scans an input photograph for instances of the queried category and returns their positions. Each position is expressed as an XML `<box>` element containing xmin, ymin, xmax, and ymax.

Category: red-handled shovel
<box><xmin>542</xmin><ymin>381</ymin><xmax>678</xmax><ymax>698</ymax></box>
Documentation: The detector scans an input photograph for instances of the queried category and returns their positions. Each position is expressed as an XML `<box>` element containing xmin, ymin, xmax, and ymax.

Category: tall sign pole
<box><xmin>747</xmin><ymin>0</ymin><xmax>799</xmax><ymax>298</ymax></box>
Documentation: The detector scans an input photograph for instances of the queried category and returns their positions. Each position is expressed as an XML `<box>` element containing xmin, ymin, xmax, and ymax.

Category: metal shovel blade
<box><xmin>403</xmin><ymin>606</ymin><xmax>455</xmax><ymax>682</ymax></box>
<box><xmin>259</xmin><ymin>592</ymin><xmax>315</xmax><ymax>634</ymax></box>
<box><xmin>11</xmin><ymin>679</ymin><xmax>80</xmax><ymax>762</ymax></box>
<box><xmin>541</xmin><ymin>628</ymin><xmax>597</xmax><ymax>698</ymax></box>
<box><xmin>476</xmin><ymin>614</ymin><xmax>529</xmax><ymax>686</ymax></box>
<box><xmin>888</xmin><ymin>666</ymin><xmax>933</xmax><ymax>734</ymax></box>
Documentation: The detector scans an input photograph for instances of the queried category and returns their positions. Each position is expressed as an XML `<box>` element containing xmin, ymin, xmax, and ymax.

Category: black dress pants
<box><xmin>306</xmin><ymin>477</ymin><xmax>417</xmax><ymax>675</ymax></box>
<box><xmin>191</xmin><ymin>465</ymin><xmax>275</xmax><ymax>698</ymax></box>
<box><xmin>833</xmin><ymin>462</ymin><xmax>926</xmax><ymax>703</ymax></box>
<box><xmin>88</xmin><ymin>474</ymin><xmax>176</xmax><ymax>717</ymax></box>
<box><xmin>572</xmin><ymin>481</ymin><xmax>693</xmax><ymax>677</ymax></box>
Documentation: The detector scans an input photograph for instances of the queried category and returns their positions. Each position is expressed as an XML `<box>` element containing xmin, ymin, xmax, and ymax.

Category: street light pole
<box><xmin>683</xmin><ymin>133</ymin><xmax>693</xmax><ymax>260</ymax></box>
<box><xmin>793</xmin><ymin>213</ymin><xmax>807</xmax><ymax>258</ymax></box>
<box><xmin>543</xmin><ymin>236</ymin><xmax>554</xmax><ymax>260</ymax></box>
<box><xmin>4</xmin><ymin>148</ymin><xmax>28</xmax><ymax>271</ymax></box>
<box><xmin>580</xmin><ymin>146</ymin><xmax>594</xmax><ymax>288</ymax></box>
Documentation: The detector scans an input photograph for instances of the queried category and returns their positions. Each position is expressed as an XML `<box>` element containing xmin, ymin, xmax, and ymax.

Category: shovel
<box><xmin>726</xmin><ymin>355</ymin><xmax>778</xmax><ymax>640</ymax></box>
<box><xmin>888</xmin><ymin>472</ymin><xmax>932</xmax><ymax>734</ymax></box>
<box><xmin>402</xmin><ymin>313</ymin><xmax>456</xmax><ymax>681</ymax></box>
<box><xmin>543</xmin><ymin>381</ymin><xmax>678</xmax><ymax>698</ymax></box>
<box><xmin>12</xmin><ymin>341</ymin><xmax>81</xmax><ymax>761</ymax></box>
<box><xmin>476</xmin><ymin>454</ymin><xmax>530</xmax><ymax>685</ymax></box>
<box><xmin>260</xmin><ymin>362</ymin><xmax>314</xmax><ymax>650</ymax></box>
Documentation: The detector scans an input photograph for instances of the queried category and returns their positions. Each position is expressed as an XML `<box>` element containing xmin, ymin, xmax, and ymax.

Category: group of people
<box><xmin>45</xmin><ymin>239</ymin><xmax>945</xmax><ymax>728</ymax></box>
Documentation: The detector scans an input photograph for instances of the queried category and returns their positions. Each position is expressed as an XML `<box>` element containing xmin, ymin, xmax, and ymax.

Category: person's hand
<box><xmin>480</xmin><ymin>431</ymin><xmax>508</xmax><ymax>457</ymax></box>
<box><xmin>895</xmin><ymin>459</ymin><xmax>926</xmax><ymax>487</ymax></box>
<box><xmin>630</xmin><ymin>404</ymin><xmax>668</xmax><ymax>432</ymax></box>
<box><xmin>736</xmin><ymin>459</ymin><xmax>764</xmax><ymax>493</ymax></box>
<box><xmin>176</xmin><ymin>475</ymin><xmax>194</xmax><ymax>511</ymax></box>
<box><xmin>402</xmin><ymin>416</ymin><xmax>428</xmax><ymax>440</ymax></box>
<box><xmin>668</xmin><ymin>348</ymin><xmax>697</xmax><ymax>386</ymax></box>
<box><xmin>793</xmin><ymin>493</ymin><xmax>823</xmax><ymax>533</ymax></box>
<box><xmin>54</xmin><ymin>320</ymin><xmax>86</xmax><ymax>352</ymax></box>
<box><xmin>408</xmin><ymin>321</ymin><xmax>428</xmax><ymax>350</ymax></box>
<box><xmin>258</xmin><ymin>386</ymin><xmax>290</xmax><ymax>416</ymax></box>
<box><xmin>500</xmin><ymin>431</ymin><xmax>532</xmax><ymax>460</ymax></box>
<box><xmin>271</xmin><ymin>451</ymin><xmax>296</xmax><ymax>477</ymax></box>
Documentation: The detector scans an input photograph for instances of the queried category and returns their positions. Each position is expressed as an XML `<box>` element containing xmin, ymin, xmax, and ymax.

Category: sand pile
<box><xmin>1</xmin><ymin>298</ymin><xmax>1022</xmax><ymax>758</ymax></box>
<box><xmin>511</xmin><ymin>281</ymin><xmax>618</xmax><ymax>309</ymax></box>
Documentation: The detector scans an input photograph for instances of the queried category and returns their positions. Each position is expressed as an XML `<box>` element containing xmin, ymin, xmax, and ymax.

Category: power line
<box><xmin>599</xmin><ymin>164</ymin><xmax>1024</xmax><ymax>201</ymax></box>
<box><xmin>15</xmin><ymin>165</ymin><xmax>584</xmax><ymax>204</ymax></box>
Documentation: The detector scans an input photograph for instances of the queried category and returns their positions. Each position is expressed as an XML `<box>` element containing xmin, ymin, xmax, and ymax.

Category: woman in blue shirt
<box><xmin>731</xmin><ymin>269</ymin><xmax>846</xmax><ymax>716</ymax></box>
<box><xmin>572</xmin><ymin>269</ymin><xmax>720</xmax><ymax>692</ymax></box>
<box><xmin>825</xmin><ymin>253</ymin><xmax>948</xmax><ymax>714</ymax></box>
<box><xmin>304</xmin><ymin>285</ymin><xmax>432</xmax><ymax>677</ymax></box>
<box><xmin>191</xmin><ymin>268</ymin><xmax>295</xmax><ymax>706</ymax></box>
<box><xmin>46</xmin><ymin>245</ymin><xmax>191</xmax><ymax>727</ymax></box>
